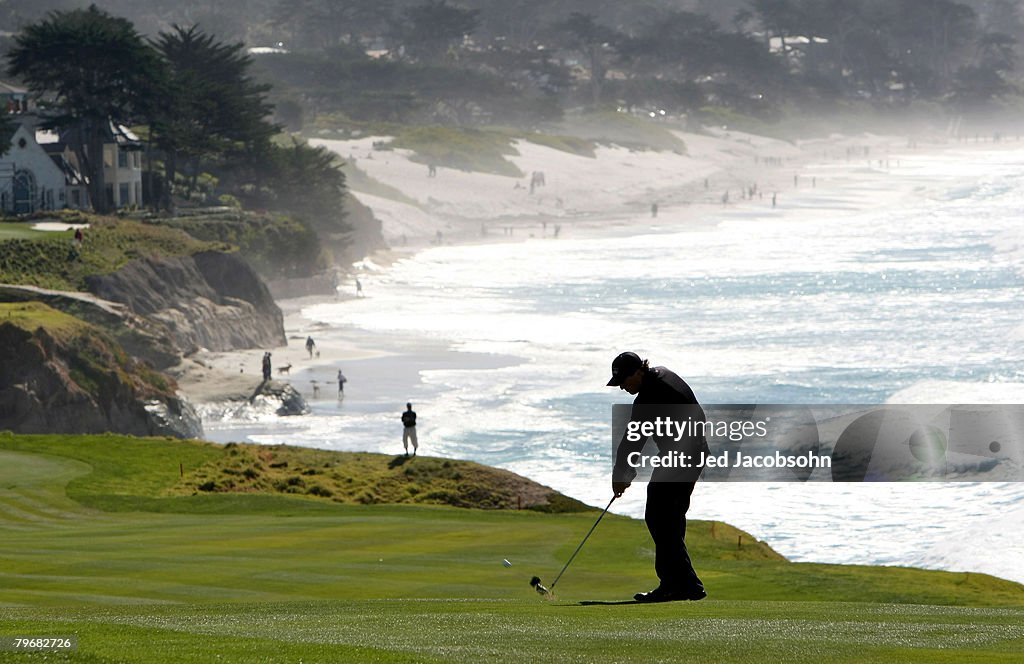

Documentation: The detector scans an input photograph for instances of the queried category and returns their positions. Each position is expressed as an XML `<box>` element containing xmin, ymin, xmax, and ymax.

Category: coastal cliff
<box><xmin>0</xmin><ymin>217</ymin><xmax>292</xmax><ymax>437</ymax></box>
<box><xmin>0</xmin><ymin>302</ymin><xmax>202</xmax><ymax>438</ymax></box>
<box><xmin>84</xmin><ymin>251</ymin><xmax>285</xmax><ymax>354</ymax></box>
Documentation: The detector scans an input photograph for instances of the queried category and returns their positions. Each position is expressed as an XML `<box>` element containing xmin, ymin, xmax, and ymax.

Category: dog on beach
<box><xmin>277</xmin><ymin>363</ymin><xmax>292</xmax><ymax>375</ymax></box>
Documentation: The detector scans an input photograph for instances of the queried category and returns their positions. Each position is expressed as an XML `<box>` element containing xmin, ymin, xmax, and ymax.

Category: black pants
<box><xmin>645</xmin><ymin>480</ymin><xmax>704</xmax><ymax>593</ymax></box>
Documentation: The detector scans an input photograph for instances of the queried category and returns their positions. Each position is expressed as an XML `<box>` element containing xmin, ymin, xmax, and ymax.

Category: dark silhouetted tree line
<box><xmin>3</xmin><ymin>0</ymin><xmax>1020</xmax><ymax>132</ymax></box>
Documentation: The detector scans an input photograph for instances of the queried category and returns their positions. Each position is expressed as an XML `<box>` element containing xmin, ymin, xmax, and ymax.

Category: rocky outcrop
<box><xmin>84</xmin><ymin>251</ymin><xmax>285</xmax><ymax>354</ymax></box>
<box><xmin>0</xmin><ymin>284</ymin><xmax>180</xmax><ymax>370</ymax></box>
<box><xmin>0</xmin><ymin>311</ymin><xmax>202</xmax><ymax>438</ymax></box>
<box><xmin>249</xmin><ymin>380</ymin><xmax>309</xmax><ymax>416</ymax></box>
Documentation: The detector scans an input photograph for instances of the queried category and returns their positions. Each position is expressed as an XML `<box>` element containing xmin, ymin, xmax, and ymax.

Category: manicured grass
<box><xmin>2</xmin><ymin>599</ymin><xmax>1022</xmax><ymax>663</ymax></box>
<box><xmin>0</xmin><ymin>434</ymin><xmax>1021</xmax><ymax>663</ymax></box>
<box><xmin>0</xmin><ymin>222</ymin><xmax>51</xmax><ymax>241</ymax></box>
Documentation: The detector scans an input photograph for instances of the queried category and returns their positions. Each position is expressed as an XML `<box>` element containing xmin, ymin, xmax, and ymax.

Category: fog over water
<box><xmin>203</xmin><ymin>145</ymin><xmax>1024</xmax><ymax>584</ymax></box>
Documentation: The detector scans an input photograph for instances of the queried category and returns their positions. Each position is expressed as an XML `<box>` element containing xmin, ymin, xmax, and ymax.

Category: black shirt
<box><xmin>402</xmin><ymin>410</ymin><xmax>417</xmax><ymax>427</ymax></box>
<box><xmin>614</xmin><ymin>366</ymin><xmax>707</xmax><ymax>482</ymax></box>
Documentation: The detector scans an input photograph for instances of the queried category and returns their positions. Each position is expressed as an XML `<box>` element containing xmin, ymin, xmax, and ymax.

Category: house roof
<box><xmin>1</xmin><ymin>124</ymin><xmax>86</xmax><ymax>186</ymax></box>
<box><xmin>109</xmin><ymin>122</ymin><xmax>142</xmax><ymax>148</ymax></box>
<box><xmin>0</xmin><ymin>80</ymin><xmax>27</xmax><ymax>95</ymax></box>
<box><xmin>48</xmin><ymin>152</ymin><xmax>87</xmax><ymax>186</ymax></box>
<box><xmin>35</xmin><ymin>129</ymin><xmax>60</xmax><ymax>145</ymax></box>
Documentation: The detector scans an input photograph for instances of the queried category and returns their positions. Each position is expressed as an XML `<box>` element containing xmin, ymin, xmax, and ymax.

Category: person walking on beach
<box><xmin>401</xmin><ymin>402</ymin><xmax>418</xmax><ymax>456</ymax></box>
<box><xmin>337</xmin><ymin>369</ymin><xmax>347</xmax><ymax>395</ymax></box>
<box><xmin>356</xmin><ymin>277</ymin><xmax>363</xmax><ymax>297</ymax></box>
<box><xmin>262</xmin><ymin>352</ymin><xmax>272</xmax><ymax>382</ymax></box>
<box><xmin>306</xmin><ymin>336</ymin><xmax>316</xmax><ymax>359</ymax></box>
<box><xmin>607</xmin><ymin>351</ymin><xmax>708</xmax><ymax>603</ymax></box>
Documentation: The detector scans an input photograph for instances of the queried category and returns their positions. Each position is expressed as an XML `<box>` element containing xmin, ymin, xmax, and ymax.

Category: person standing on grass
<box><xmin>401</xmin><ymin>402</ymin><xmax>418</xmax><ymax>457</ymax></box>
<box><xmin>607</xmin><ymin>351</ymin><xmax>708</xmax><ymax>603</ymax></box>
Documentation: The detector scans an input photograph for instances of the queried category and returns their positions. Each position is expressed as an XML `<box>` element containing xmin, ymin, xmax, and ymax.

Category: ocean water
<box><xmin>203</xmin><ymin>146</ymin><xmax>1024</xmax><ymax>584</ymax></box>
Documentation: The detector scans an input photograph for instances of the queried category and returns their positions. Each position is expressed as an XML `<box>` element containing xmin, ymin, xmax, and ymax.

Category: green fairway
<box><xmin>0</xmin><ymin>223</ymin><xmax>54</xmax><ymax>241</ymax></box>
<box><xmin>0</xmin><ymin>434</ymin><xmax>1022</xmax><ymax>663</ymax></box>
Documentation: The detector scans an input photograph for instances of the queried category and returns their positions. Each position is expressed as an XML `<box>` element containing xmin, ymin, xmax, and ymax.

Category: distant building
<box><xmin>0</xmin><ymin>123</ymin><xmax>88</xmax><ymax>214</ymax></box>
<box><xmin>0</xmin><ymin>80</ymin><xmax>29</xmax><ymax>114</ymax></box>
<box><xmin>1</xmin><ymin>103</ymin><xmax>144</xmax><ymax>214</ymax></box>
<box><xmin>99</xmin><ymin>122</ymin><xmax>144</xmax><ymax>210</ymax></box>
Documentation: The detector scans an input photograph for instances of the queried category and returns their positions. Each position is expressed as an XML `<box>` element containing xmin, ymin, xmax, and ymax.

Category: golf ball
<box><xmin>502</xmin><ymin>559</ymin><xmax>512</xmax><ymax>567</ymax></box>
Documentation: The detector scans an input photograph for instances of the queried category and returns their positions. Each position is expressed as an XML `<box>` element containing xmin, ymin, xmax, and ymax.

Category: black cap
<box><xmin>607</xmin><ymin>352</ymin><xmax>643</xmax><ymax>386</ymax></box>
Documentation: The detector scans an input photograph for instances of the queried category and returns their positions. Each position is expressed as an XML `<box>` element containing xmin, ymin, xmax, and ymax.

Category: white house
<box><xmin>0</xmin><ymin>116</ymin><xmax>143</xmax><ymax>214</ymax></box>
<box><xmin>0</xmin><ymin>124</ymin><xmax>87</xmax><ymax>214</ymax></box>
<box><xmin>102</xmin><ymin>122</ymin><xmax>144</xmax><ymax>210</ymax></box>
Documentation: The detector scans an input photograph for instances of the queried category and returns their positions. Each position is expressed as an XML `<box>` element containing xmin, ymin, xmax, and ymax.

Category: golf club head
<box><xmin>529</xmin><ymin>576</ymin><xmax>549</xmax><ymax>595</ymax></box>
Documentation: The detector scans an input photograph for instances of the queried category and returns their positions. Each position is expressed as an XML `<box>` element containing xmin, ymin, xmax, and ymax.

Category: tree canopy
<box><xmin>392</xmin><ymin>0</ymin><xmax>480</xmax><ymax>63</ymax></box>
<box><xmin>5</xmin><ymin>4</ymin><xmax>165</xmax><ymax>213</ymax></box>
<box><xmin>150</xmin><ymin>24</ymin><xmax>276</xmax><ymax>210</ymax></box>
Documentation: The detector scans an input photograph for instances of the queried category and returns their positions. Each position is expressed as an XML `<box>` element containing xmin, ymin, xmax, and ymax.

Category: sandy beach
<box><xmin>313</xmin><ymin>127</ymin><xmax>914</xmax><ymax>248</ymax></box>
<box><xmin>173</xmin><ymin>126</ymin><xmax>973</xmax><ymax>408</ymax></box>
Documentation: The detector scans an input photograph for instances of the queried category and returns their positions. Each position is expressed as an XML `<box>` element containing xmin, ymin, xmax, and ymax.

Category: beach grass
<box><xmin>389</xmin><ymin>126</ymin><xmax>524</xmax><ymax>178</ymax></box>
<box><xmin>338</xmin><ymin>159</ymin><xmax>424</xmax><ymax>208</ymax></box>
<box><xmin>553</xmin><ymin>110</ymin><xmax>688</xmax><ymax>153</ymax></box>
<box><xmin>0</xmin><ymin>434</ymin><xmax>1021</xmax><ymax>663</ymax></box>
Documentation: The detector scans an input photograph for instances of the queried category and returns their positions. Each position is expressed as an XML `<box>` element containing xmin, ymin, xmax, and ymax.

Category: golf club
<box><xmin>530</xmin><ymin>495</ymin><xmax>617</xmax><ymax>597</ymax></box>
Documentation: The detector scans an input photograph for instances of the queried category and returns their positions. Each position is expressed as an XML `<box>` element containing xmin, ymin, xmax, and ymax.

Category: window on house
<box><xmin>72</xmin><ymin>190</ymin><xmax>81</xmax><ymax>206</ymax></box>
<box><xmin>133</xmin><ymin>152</ymin><xmax>141</xmax><ymax>168</ymax></box>
<box><xmin>119</xmin><ymin>183</ymin><xmax>130</xmax><ymax>206</ymax></box>
<box><xmin>104</xmin><ymin>148</ymin><xmax>113</xmax><ymax>169</ymax></box>
<box><xmin>118</xmin><ymin>150</ymin><xmax>128</xmax><ymax>169</ymax></box>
